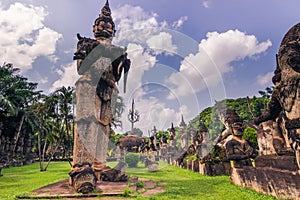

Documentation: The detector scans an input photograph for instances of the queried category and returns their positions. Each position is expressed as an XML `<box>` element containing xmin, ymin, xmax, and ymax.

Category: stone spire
<box><xmin>93</xmin><ymin>0</ymin><xmax>116</xmax><ymax>42</ymax></box>
<box><xmin>170</xmin><ymin>123</ymin><xmax>176</xmax><ymax>134</ymax></box>
<box><xmin>179</xmin><ymin>114</ymin><xmax>187</xmax><ymax>127</ymax></box>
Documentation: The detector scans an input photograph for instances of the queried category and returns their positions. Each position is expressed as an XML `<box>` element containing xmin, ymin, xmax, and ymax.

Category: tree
<box><xmin>258</xmin><ymin>86</ymin><xmax>274</xmax><ymax>111</ymax></box>
<box><xmin>112</xmin><ymin>96</ymin><xmax>125</xmax><ymax>128</ymax></box>
<box><xmin>0</xmin><ymin>63</ymin><xmax>42</xmax><ymax>165</ymax></box>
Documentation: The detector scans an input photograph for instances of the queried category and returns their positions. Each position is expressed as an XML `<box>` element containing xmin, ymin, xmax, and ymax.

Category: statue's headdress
<box><xmin>93</xmin><ymin>0</ymin><xmax>116</xmax><ymax>40</ymax></box>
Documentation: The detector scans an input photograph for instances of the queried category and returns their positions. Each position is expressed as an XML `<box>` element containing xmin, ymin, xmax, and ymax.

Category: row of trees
<box><xmin>0</xmin><ymin>63</ymin><xmax>74</xmax><ymax>171</ymax></box>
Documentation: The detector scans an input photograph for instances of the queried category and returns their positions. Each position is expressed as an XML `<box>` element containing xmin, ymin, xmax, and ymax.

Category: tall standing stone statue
<box><xmin>69</xmin><ymin>0</ymin><xmax>131</xmax><ymax>194</ymax></box>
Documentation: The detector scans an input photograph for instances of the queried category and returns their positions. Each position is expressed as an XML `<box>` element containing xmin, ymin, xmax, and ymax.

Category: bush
<box><xmin>125</xmin><ymin>153</ymin><xmax>140</xmax><ymax>168</ymax></box>
<box><xmin>243</xmin><ymin>127</ymin><xmax>258</xmax><ymax>150</ymax></box>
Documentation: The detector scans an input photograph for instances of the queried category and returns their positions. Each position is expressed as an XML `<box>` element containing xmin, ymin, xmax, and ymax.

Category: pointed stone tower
<box><xmin>179</xmin><ymin>115</ymin><xmax>188</xmax><ymax>150</ymax></box>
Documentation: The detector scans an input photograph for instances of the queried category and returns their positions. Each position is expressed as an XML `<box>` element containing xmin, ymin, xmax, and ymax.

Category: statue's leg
<box><xmin>296</xmin><ymin>149</ymin><xmax>300</xmax><ymax>174</ymax></box>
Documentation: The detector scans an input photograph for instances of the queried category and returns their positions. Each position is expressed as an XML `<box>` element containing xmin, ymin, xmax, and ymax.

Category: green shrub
<box><xmin>125</xmin><ymin>153</ymin><xmax>140</xmax><ymax>168</ymax></box>
<box><xmin>243</xmin><ymin>127</ymin><xmax>258</xmax><ymax>150</ymax></box>
<box><xmin>135</xmin><ymin>181</ymin><xmax>145</xmax><ymax>189</ymax></box>
<box><xmin>184</xmin><ymin>154</ymin><xmax>197</xmax><ymax>161</ymax></box>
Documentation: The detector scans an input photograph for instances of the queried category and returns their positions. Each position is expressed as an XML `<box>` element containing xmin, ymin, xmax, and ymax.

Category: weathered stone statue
<box><xmin>69</xmin><ymin>0</ymin><xmax>130</xmax><ymax>193</ymax></box>
<box><xmin>179</xmin><ymin>115</ymin><xmax>188</xmax><ymax>150</ymax></box>
<box><xmin>225</xmin><ymin>121</ymin><xmax>254</xmax><ymax>168</ymax></box>
<box><xmin>168</xmin><ymin>123</ymin><xmax>177</xmax><ymax>149</ymax></box>
<box><xmin>196</xmin><ymin>121</ymin><xmax>211</xmax><ymax>158</ymax></box>
<box><xmin>228</xmin><ymin>23</ymin><xmax>300</xmax><ymax>200</ymax></box>
<box><xmin>254</xmin><ymin>23</ymin><xmax>300</xmax><ymax>172</ymax></box>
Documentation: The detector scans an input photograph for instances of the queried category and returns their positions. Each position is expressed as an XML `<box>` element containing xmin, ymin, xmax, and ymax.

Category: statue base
<box><xmin>179</xmin><ymin>160</ymin><xmax>230</xmax><ymax>176</ymax></box>
<box><xmin>93</xmin><ymin>161</ymin><xmax>129</xmax><ymax>182</ymax></box>
<box><xmin>230</xmin><ymin>155</ymin><xmax>300</xmax><ymax>199</ymax></box>
<box><xmin>69</xmin><ymin>163</ymin><xmax>97</xmax><ymax>194</ymax></box>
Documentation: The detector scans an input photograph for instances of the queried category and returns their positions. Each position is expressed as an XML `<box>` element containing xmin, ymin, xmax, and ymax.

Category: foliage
<box><xmin>258</xmin><ymin>86</ymin><xmax>274</xmax><ymax>110</ymax></box>
<box><xmin>243</xmin><ymin>127</ymin><xmax>258</xmax><ymax>150</ymax></box>
<box><xmin>135</xmin><ymin>180</ymin><xmax>145</xmax><ymax>189</ymax></box>
<box><xmin>112</xmin><ymin>96</ymin><xmax>125</xmax><ymax>128</ymax></box>
<box><xmin>125</xmin><ymin>153</ymin><xmax>140</xmax><ymax>167</ymax></box>
<box><xmin>155</xmin><ymin>130</ymin><xmax>170</xmax><ymax>146</ymax></box>
<box><xmin>0</xmin><ymin>63</ymin><xmax>75</xmax><ymax>170</ymax></box>
<box><xmin>108</xmin><ymin>130</ymin><xmax>124</xmax><ymax>152</ymax></box>
<box><xmin>184</xmin><ymin>154</ymin><xmax>197</xmax><ymax>161</ymax></box>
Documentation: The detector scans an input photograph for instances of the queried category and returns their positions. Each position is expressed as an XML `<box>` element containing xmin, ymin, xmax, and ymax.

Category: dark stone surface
<box><xmin>231</xmin><ymin>156</ymin><xmax>300</xmax><ymax>199</ymax></box>
<box><xmin>183</xmin><ymin>160</ymin><xmax>230</xmax><ymax>176</ymax></box>
<box><xmin>255</xmin><ymin>154</ymin><xmax>298</xmax><ymax>171</ymax></box>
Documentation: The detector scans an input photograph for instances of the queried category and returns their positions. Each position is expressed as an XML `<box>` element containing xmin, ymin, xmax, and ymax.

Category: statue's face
<box><xmin>93</xmin><ymin>19</ymin><xmax>115</xmax><ymax>40</ymax></box>
<box><xmin>231</xmin><ymin>122</ymin><xmax>244</xmax><ymax>136</ymax></box>
<box><xmin>278</xmin><ymin>24</ymin><xmax>300</xmax><ymax>77</ymax></box>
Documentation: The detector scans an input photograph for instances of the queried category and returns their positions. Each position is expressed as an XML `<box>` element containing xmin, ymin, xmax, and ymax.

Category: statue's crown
<box><xmin>93</xmin><ymin>0</ymin><xmax>116</xmax><ymax>40</ymax></box>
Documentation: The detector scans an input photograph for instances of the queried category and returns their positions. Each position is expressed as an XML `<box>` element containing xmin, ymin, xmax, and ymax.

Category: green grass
<box><xmin>0</xmin><ymin>161</ymin><xmax>276</xmax><ymax>200</ymax></box>
<box><xmin>0</xmin><ymin>162</ymin><xmax>70</xmax><ymax>199</ymax></box>
<box><xmin>108</xmin><ymin>161</ymin><xmax>276</xmax><ymax>200</ymax></box>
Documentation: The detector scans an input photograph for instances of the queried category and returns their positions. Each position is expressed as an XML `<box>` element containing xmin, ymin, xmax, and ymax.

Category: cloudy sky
<box><xmin>1</xmin><ymin>0</ymin><xmax>299</xmax><ymax>134</ymax></box>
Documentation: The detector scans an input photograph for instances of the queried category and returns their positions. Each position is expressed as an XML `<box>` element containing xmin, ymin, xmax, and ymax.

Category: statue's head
<box><xmin>218</xmin><ymin>106</ymin><xmax>242</xmax><ymax>128</ymax></box>
<box><xmin>93</xmin><ymin>0</ymin><xmax>116</xmax><ymax>43</ymax></box>
<box><xmin>277</xmin><ymin>23</ymin><xmax>300</xmax><ymax>81</ymax></box>
<box><xmin>231</xmin><ymin>122</ymin><xmax>244</xmax><ymax>136</ymax></box>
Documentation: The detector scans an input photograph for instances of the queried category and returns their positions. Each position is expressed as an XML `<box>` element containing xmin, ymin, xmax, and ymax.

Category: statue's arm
<box><xmin>254</xmin><ymin>95</ymin><xmax>281</xmax><ymax>125</ymax></box>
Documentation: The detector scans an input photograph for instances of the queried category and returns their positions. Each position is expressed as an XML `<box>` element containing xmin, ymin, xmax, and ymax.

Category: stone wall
<box><xmin>230</xmin><ymin>155</ymin><xmax>300</xmax><ymax>199</ymax></box>
<box><xmin>181</xmin><ymin>160</ymin><xmax>230</xmax><ymax>176</ymax></box>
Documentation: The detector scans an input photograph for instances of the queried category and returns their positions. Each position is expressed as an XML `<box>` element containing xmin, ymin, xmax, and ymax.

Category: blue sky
<box><xmin>1</xmin><ymin>0</ymin><xmax>299</xmax><ymax>134</ymax></box>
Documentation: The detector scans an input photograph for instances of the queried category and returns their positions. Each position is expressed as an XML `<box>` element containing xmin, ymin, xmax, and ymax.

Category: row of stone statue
<box><xmin>68</xmin><ymin>0</ymin><xmax>300</xmax><ymax>198</ymax></box>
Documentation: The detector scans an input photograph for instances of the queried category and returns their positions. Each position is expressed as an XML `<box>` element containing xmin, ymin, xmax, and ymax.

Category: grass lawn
<box><xmin>109</xmin><ymin>161</ymin><xmax>275</xmax><ymax>200</ymax></box>
<box><xmin>0</xmin><ymin>161</ymin><xmax>276</xmax><ymax>200</ymax></box>
<box><xmin>0</xmin><ymin>162</ymin><xmax>70</xmax><ymax>199</ymax></box>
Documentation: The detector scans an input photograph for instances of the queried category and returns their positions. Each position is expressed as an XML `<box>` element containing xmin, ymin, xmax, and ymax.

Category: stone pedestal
<box><xmin>230</xmin><ymin>155</ymin><xmax>300</xmax><ymax>200</ymax></box>
<box><xmin>198</xmin><ymin>161</ymin><xmax>230</xmax><ymax>176</ymax></box>
<box><xmin>69</xmin><ymin>163</ymin><xmax>97</xmax><ymax>194</ymax></box>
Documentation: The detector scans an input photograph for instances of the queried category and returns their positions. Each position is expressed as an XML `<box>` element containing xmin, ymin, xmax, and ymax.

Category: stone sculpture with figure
<box><xmin>69</xmin><ymin>0</ymin><xmax>130</xmax><ymax>193</ymax></box>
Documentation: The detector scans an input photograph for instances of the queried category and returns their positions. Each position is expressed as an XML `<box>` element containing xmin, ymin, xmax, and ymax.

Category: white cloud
<box><xmin>146</xmin><ymin>32</ymin><xmax>177</xmax><ymax>55</ymax></box>
<box><xmin>256</xmin><ymin>71</ymin><xmax>273</xmax><ymax>86</ymax></box>
<box><xmin>109</xmin><ymin>4</ymin><xmax>190</xmax><ymax>133</ymax></box>
<box><xmin>166</xmin><ymin>29</ymin><xmax>272</xmax><ymax>98</ymax></box>
<box><xmin>0</xmin><ymin>3</ymin><xmax>62</xmax><ymax>72</ymax></box>
<box><xmin>112</xmin><ymin>5</ymin><xmax>161</xmax><ymax>45</ymax></box>
<box><xmin>112</xmin><ymin>4</ymin><xmax>180</xmax><ymax>55</ymax></box>
<box><xmin>203</xmin><ymin>0</ymin><xmax>211</xmax><ymax>8</ymax></box>
<box><xmin>50</xmin><ymin>62</ymin><xmax>80</xmax><ymax>92</ymax></box>
<box><xmin>172</xmin><ymin>16</ymin><xmax>188</xmax><ymax>29</ymax></box>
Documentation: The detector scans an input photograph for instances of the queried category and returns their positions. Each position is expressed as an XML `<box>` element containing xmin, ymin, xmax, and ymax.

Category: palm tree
<box><xmin>112</xmin><ymin>96</ymin><xmax>125</xmax><ymax>128</ymax></box>
<box><xmin>51</xmin><ymin>86</ymin><xmax>74</xmax><ymax>166</ymax></box>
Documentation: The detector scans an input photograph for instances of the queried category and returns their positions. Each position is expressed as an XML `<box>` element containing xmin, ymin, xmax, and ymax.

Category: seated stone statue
<box><xmin>225</xmin><ymin>122</ymin><xmax>254</xmax><ymax>168</ymax></box>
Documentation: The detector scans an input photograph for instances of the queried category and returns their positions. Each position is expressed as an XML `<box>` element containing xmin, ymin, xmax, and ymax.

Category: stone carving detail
<box><xmin>254</xmin><ymin>23</ymin><xmax>300</xmax><ymax>172</ymax></box>
<box><xmin>70</xmin><ymin>0</ymin><xmax>131</xmax><ymax>193</ymax></box>
<box><xmin>69</xmin><ymin>163</ymin><xmax>97</xmax><ymax>194</ymax></box>
<box><xmin>224</xmin><ymin>120</ymin><xmax>254</xmax><ymax>168</ymax></box>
